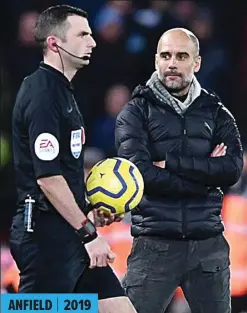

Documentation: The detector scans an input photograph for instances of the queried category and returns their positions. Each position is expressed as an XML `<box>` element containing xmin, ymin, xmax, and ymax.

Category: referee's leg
<box><xmin>98</xmin><ymin>297</ymin><xmax>136</xmax><ymax>313</ymax></box>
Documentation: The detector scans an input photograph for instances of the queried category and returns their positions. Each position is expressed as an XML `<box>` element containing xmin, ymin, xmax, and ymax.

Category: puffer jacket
<box><xmin>115</xmin><ymin>85</ymin><xmax>243</xmax><ymax>240</ymax></box>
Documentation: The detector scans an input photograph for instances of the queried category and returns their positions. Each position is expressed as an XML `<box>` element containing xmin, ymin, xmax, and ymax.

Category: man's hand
<box><xmin>153</xmin><ymin>144</ymin><xmax>227</xmax><ymax>167</ymax></box>
<box><xmin>88</xmin><ymin>209</ymin><xmax>124</xmax><ymax>227</ymax></box>
<box><xmin>211</xmin><ymin>143</ymin><xmax>227</xmax><ymax>157</ymax></box>
<box><xmin>153</xmin><ymin>160</ymin><xmax>166</xmax><ymax>168</ymax></box>
<box><xmin>85</xmin><ymin>237</ymin><xmax>115</xmax><ymax>268</ymax></box>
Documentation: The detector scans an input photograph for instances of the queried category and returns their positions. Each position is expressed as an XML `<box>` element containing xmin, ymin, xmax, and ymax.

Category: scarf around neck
<box><xmin>146</xmin><ymin>71</ymin><xmax>201</xmax><ymax>115</ymax></box>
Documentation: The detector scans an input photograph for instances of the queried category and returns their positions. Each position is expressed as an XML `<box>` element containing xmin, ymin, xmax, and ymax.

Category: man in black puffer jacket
<box><xmin>115</xmin><ymin>28</ymin><xmax>243</xmax><ymax>313</ymax></box>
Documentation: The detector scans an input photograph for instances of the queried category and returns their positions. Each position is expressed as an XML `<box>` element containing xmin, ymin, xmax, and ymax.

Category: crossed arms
<box><xmin>115</xmin><ymin>103</ymin><xmax>243</xmax><ymax>197</ymax></box>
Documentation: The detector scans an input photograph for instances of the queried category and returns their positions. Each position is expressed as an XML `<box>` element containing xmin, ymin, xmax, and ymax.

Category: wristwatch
<box><xmin>76</xmin><ymin>218</ymin><xmax>98</xmax><ymax>243</ymax></box>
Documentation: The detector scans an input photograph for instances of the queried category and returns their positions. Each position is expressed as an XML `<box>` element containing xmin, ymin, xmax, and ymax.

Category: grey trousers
<box><xmin>122</xmin><ymin>234</ymin><xmax>231</xmax><ymax>313</ymax></box>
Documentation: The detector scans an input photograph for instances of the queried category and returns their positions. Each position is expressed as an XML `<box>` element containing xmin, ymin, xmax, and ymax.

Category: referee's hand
<box><xmin>90</xmin><ymin>209</ymin><xmax>124</xmax><ymax>227</ymax></box>
<box><xmin>85</xmin><ymin>237</ymin><xmax>115</xmax><ymax>268</ymax></box>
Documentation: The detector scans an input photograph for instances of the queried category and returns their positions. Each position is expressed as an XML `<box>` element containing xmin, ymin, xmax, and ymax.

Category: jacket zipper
<box><xmin>180</xmin><ymin>115</ymin><xmax>187</xmax><ymax>238</ymax></box>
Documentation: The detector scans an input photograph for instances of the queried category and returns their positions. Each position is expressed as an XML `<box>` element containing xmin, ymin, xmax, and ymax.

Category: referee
<box><xmin>10</xmin><ymin>5</ymin><xmax>136</xmax><ymax>313</ymax></box>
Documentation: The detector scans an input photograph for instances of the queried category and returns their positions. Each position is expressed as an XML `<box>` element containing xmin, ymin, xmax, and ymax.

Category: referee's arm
<box><xmin>25</xmin><ymin>90</ymin><xmax>88</xmax><ymax>230</ymax></box>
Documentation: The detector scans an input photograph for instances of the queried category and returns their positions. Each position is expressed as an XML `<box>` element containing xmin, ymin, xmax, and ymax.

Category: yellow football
<box><xmin>86</xmin><ymin>157</ymin><xmax>144</xmax><ymax>215</ymax></box>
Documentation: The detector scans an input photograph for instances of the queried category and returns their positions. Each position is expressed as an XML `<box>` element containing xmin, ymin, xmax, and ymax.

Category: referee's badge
<box><xmin>34</xmin><ymin>133</ymin><xmax>59</xmax><ymax>161</ymax></box>
<box><xmin>70</xmin><ymin>129</ymin><xmax>83</xmax><ymax>159</ymax></box>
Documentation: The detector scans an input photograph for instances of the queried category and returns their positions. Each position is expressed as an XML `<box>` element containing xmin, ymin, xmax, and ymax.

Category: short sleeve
<box><xmin>25</xmin><ymin>90</ymin><xmax>62</xmax><ymax>179</ymax></box>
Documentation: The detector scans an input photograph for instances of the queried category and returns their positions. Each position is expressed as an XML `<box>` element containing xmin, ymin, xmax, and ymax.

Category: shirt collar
<box><xmin>39</xmin><ymin>62</ymin><xmax>74</xmax><ymax>90</ymax></box>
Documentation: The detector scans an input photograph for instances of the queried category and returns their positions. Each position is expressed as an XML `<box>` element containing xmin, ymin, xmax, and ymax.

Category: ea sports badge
<box><xmin>34</xmin><ymin>133</ymin><xmax>59</xmax><ymax>161</ymax></box>
<box><xmin>70</xmin><ymin>129</ymin><xmax>82</xmax><ymax>159</ymax></box>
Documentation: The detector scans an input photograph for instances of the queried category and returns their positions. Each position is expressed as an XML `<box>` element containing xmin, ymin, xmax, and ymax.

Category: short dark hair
<box><xmin>34</xmin><ymin>4</ymin><xmax>88</xmax><ymax>53</ymax></box>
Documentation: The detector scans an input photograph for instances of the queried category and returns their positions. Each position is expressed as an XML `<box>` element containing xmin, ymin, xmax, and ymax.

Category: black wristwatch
<box><xmin>76</xmin><ymin>218</ymin><xmax>98</xmax><ymax>244</ymax></box>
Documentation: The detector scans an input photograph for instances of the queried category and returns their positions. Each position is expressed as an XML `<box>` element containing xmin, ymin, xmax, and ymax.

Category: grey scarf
<box><xmin>146</xmin><ymin>71</ymin><xmax>201</xmax><ymax>115</ymax></box>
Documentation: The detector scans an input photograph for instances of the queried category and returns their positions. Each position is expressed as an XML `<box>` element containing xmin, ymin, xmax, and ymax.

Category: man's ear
<box><xmin>155</xmin><ymin>53</ymin><xmax>159</xmax><ymax>71</ymax></box>
<box><xmin>194</xmin><ymin>55</ymin><xmax>201</xmax><ymax>73</ymax></box>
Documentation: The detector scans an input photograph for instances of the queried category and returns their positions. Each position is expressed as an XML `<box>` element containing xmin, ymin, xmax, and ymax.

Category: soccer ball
<box><xmin>86</xmin><ymin>157</ymin><xmax>144</xmax><ymax>215</ymax></box>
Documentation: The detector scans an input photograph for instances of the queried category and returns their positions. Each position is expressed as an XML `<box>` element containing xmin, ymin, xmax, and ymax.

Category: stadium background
<box><xmin>0</xmin><ymin>1</ymin><xmax>247</xmax><ymax>312</ymax></box>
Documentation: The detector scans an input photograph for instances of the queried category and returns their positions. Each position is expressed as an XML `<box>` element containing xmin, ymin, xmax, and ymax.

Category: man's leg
<box><xmin>181</xmin><ymin>234</ymin><xmax>231</xmax><ymax>313</ymax></box>
<box><xmin>122</xmin><ymin>236</ymin><xmax>186</xmax><ymax>313</ymax></box>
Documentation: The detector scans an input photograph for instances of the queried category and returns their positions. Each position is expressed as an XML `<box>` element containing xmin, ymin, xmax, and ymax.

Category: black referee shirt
<box><xmin>12</xmin><ymin>62</ymin><xmax>86</xmax><ymax>212</ymax></box>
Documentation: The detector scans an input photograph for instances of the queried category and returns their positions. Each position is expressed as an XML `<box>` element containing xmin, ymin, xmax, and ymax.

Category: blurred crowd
<box><xmin>0</xmin><ymin>1</ymin><xmax>247</xmax><ymax>312</ymax></box>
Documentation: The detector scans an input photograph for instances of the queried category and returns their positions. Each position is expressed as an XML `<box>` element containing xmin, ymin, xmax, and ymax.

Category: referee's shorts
<box><xmin>9</xmin><ymin>209</ymin><xmax>126</xmax><ymax>299</ymax></box>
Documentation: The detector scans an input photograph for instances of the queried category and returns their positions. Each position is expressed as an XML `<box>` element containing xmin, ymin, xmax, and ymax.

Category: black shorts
<box><xmin>74</xmin><ymin>265</ymin><xmax>126</xmax><ymax>299</ymax></box>
<box><xmin>9</xmin><ymin>210</ymin><xmax>125</xmax><ymax>299</ymax></box>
